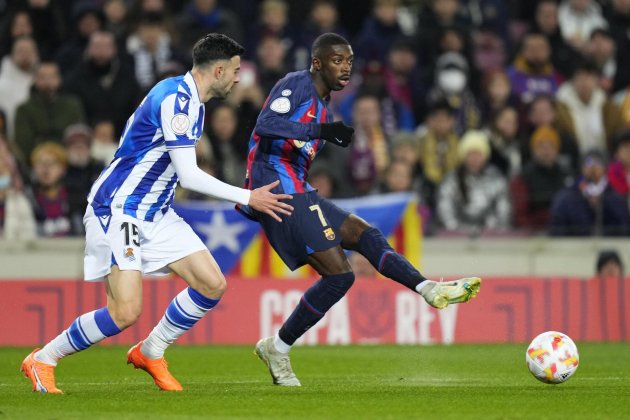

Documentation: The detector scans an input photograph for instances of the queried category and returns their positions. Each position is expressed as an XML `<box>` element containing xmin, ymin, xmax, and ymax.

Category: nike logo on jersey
<box><xmin>307</xmin><ymin>111</ymin><xmax>317</xmax><ymax>119</ymax></box>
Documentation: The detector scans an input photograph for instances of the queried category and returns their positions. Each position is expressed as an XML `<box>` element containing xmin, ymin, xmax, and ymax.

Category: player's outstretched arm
<box><xmin>169</xmin><ymin>148</ymin><xmax>293</xmax><ymax>221</ymax></box>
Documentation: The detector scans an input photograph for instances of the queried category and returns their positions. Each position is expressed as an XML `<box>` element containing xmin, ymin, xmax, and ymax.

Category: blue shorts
<box><xmin>240</xmin><ymin>191</ymin><xmax>350</xmax><ymax>270</ymax></box>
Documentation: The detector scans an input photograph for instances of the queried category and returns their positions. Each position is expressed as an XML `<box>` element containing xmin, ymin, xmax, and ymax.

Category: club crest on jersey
<box><xmin>125</xmin><ymin>247</ymin><xmax>136</xmax><ymax>262</ymax></box>
<box><xmin>281</xmin><ymin>89</ymin><xmax>292</xmax><ymax>96</ymax></box>
<box><xmin>270</xmin><ymin>97</ymin><xmax>291</xmax><ymax>114</ymax></box>
<box><xmin>171</xmin><ymin>113</ymin><xmax>190</xmax><ymax>135</ymax></box>
<box><xmin>324</xmin><ymin>227</ymin><xmax>336</xmax><ymax>240</ymax></box>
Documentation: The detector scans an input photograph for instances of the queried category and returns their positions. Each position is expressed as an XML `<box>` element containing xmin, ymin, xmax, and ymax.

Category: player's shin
<box><xmin>356</xmin><ymin>227</ymin><xmax>427</xmax><ymax>291</ymax></box>
<box><xmin>141</xmin><ymin>287</ymin><xmax>219</xmax><ymax>359</ymax></box>
<box><xmin>36</xmin><ymin>307</ymin><xmax>122</xmax><ymax>365</ymax></box>
<box><xmin>277</xmin><ymin>272</ymin><xmax>355</xmax><ymax>350</ymax></box>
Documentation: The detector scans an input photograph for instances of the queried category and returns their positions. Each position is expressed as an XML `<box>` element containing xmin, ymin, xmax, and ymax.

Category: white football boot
<box><xmin>420</xmin><ymin>277</ymin><xmax>482</xmax><ymax>309</ymax></box>
<box><xmin>255</xmin><ymin>336</ymin><xmax>301</xmax><ymax>387</ymax></box>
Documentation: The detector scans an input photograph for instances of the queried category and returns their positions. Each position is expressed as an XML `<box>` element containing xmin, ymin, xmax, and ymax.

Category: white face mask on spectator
<box><xmin>438</xmin><ymin>69</ymin><xmax>467</xmax><ymax>94</ymax></box>
<box><xmin>0</xmin><ymin>174</ymin><xmax>10</xmax><ymax>190</ymax></box>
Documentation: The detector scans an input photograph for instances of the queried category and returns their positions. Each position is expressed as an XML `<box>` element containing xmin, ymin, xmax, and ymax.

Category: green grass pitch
<box><xmin>1</xmin><ymin>343</ymin><xmax>629</xmax><ymax>419</ymax></box>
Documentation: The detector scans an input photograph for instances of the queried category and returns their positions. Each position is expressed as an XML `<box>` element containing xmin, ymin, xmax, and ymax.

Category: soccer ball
<box><xmin>525</xmin><ymin>331</ymin><xmax>579</xmax><ymax>384</ymax></box>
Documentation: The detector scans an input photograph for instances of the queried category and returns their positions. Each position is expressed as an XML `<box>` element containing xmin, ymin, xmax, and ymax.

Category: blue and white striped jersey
<box><xmin>88</xmin><ymin>72</ymin><xmax>204</xmax><ymax>221</ymax></box>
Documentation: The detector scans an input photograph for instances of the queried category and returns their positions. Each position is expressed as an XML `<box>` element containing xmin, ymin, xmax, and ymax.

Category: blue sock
<box><xmin>356</xmin><ymin>227</ymin><xmax>426</xmax><ymax>291</ymax></box>
<box><xmin>279</xmin><ymin>272</ymin><xmax>355</xmax><ymax>345</ymax></box>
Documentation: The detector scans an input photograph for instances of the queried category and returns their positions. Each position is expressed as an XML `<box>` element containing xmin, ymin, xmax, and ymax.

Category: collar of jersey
<box><xmin>184</xmin><ymin>71</ymin><xmax>201</xmax><ymax>104</ymax></box>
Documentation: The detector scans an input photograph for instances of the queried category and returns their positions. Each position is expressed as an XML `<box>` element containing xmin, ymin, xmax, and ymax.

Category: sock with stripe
<box><xmin>35</xmin><ymin>307</ymin><xmax>122</xmax><ymax>366</ymax></box>
<box><xmin>141</xmin><ymin>287</ymin><xmax>219</xmax><ymax>359</ymax></box>
<box><xmin>277</xmin><ymin>272</ymin><xmax>354</xmax><ymax>350</ymax></box>
<box><xmin>356</xmin><ymin>227</ymin><xmax>427</xmax><ymax>291</ymax></box>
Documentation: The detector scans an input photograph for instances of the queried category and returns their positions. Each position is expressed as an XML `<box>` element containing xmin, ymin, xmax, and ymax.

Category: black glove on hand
<box><xmin>319</xmin><ymin>121</ymin><xmax>355</xmax><ymax>147</ymax></box>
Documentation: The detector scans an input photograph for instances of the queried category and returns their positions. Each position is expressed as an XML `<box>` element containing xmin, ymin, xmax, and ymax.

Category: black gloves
<box><xmin>319</xmin><ymin>121</ymin><xmax>355</xmax><ymax>147</ymax></box>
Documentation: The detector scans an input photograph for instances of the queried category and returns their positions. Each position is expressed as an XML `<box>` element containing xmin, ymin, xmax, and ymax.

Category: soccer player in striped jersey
<box><xmin>21</xmin><ymin>33</ymin><xmax>293</xmax><ymax>393</ymax></box>
<box><xmin>239</xmin><ymin>33</ymin><xmax>482</xmax><ymax>386</ymax></box>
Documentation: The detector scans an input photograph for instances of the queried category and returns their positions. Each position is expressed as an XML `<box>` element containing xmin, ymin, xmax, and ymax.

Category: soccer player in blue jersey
<box><xmin>21</xmin><ymin>34</ymin><xmax>293</xmax><ymax>393</ymax></box>
<box><xmin>239</xmin><ymin>33</ymin><xmax>482</xmax><ymax>386</ymax></box>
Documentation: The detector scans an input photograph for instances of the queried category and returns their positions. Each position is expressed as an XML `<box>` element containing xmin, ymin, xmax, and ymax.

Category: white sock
<box><xmin>273</xmin><ymin>333</ymin><xmax>292</xmax><ymax>354</ymax></box>
<box><xmin>141</xmin><ymin>287</ymin><xmax>217</xmax><ymax>359</ymax></box>
<box><xmin>416</xmin><ymin>280</ymin><xmax>436</xmax><ymax>296</ymax></box>
<box><xmin>35</xmin><ymin>308</ymin><xmax>121</xmax><ymax>366</ymax></box>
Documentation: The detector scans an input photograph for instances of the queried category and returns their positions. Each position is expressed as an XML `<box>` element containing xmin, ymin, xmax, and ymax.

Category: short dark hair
<box><xmin>311</xmin><ymin>32</ymin><xmax>350</xmax><ymax>58</ymax></box>
<box><xmin>192</xmin><ymin>33</ymin><xmax>245</xmax><ymax>67</ymax></box>
<box><xmin>572</xmin><ymin>59</ymin><xmax>600</xmax><ymax>78</ymax></box>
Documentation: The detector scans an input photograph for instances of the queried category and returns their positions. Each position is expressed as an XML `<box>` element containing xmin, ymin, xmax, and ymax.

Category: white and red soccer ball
<box><xmin>526</xmin><ymin>331</ymin><xmax>579</xmax><ymax>384</ymax></box>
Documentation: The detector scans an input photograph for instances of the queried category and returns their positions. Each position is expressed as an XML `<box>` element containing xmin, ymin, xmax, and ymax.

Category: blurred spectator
<box><xmin>13</xmin><ymin>0</ymin><xmax>65</xmax><ymax>60</ymax></box>
<box><xmin>14</xmin><ymin>61</ymin><xmax>85</xmax><ymax>164</ymax></box>
<box><xmin>607</xmin><ymin>130</ymin><xmax>630</xmax><ymax>198</ymax></box>
<box><xmin>391</xmin><ymin>131</ymin><xmax>419</xmax><ymax>169</ymax></box>
<box><xmin>596</xmin><ymin>249</ymin><xmax>624</xmax><ymax>277</ymax></box>
<box><xmin>550</xmin><ymin>150</ymin><xmax>630</xmax><ymax>236</ymax></box>
<box><xmin>383</xmin><ymin>37</ymin><xmax>426</xmax><ymax>124</ymax></box>
<box><xmin>90</xmin><ymin>119</ymin><xmax>117</xmax><ymax>165</ymax></box>
<box><xmin>175</xmin><ymin>0</ymin><xmax>244</xmax><ymax>51</ymax></box>
<box><xmin>437</xmin><ymin>130</ymin><xmax>511</xmax><ymax>234</ymax></box>
<box><xmin>0</xmin><ymin>136</ymin><xmax>36</xmax><ymax>240</ymax></box>
<box><xmin>558</xmin><ymin>0</ymin><xmax>608</xmax><ymax>52</ymax></box>
<box><xmin>103</xmin><ymin>0</ymin><xmax>130</xmax><ymax>44</ymax></box>
<box><xmin>556</xmin><ymin>60</ymin><xmax>623</xmax><ymax>156</ymax></box>
<box><xmin>206</xmin><ymin>103</ymin><xmax>248</xmax><ymax>187</ymax></box>
<box><xmin>506</xmin><ymin>32</ymin><xmax>562</xmax><ymax>106</ymax></box>
<box><xmin>471</xmin><ymin>30</ymin><xmax>507</xmax><ymax>76</ymax></box>
<box><xmin>345</xmin><ymin>93</ymin><xmax>390</xmax><ymax>196</ymax></box>
<box><xmin>524</xmin><ymin>94</ymin><xmax>579</xmax><ymax>172</ymax></box>
<box><xmin>606</xmin><ymin>0</ymin><xmax>630</xmax><ymax>66</ymax></box>
<box><xmin>380</xmin><ymin>159</ymin><xmax>414</xmax><ymax>193</ymax></box>
<box><xmin>532</xmin><ymin>0</ymin><xmax>580</xmax><ymax>78</ymax></box>
<box><xmin>459</xmin><ymin>0</ymin><xmax>509</xmax><ymax>41</ymax></box>
<box><xmin>337</xmin><ymin>61</ymin><xmax>416</xmax><ymax>138</ymax></box>
<box><xmin>247</xmin><ymin>0</ymin><xmax>294</xmax><ymax>62</ymax></box>
<box><xmin>30</xmin><ymin>142</ymin><xmax>71</xmax><ymax>237</ymax></box>
<box><xmin>65</xmin><ymin>31</ymin><xmax>140</xmax><ymax>135</ymax></box>
<box><xmin>511</xmin><ymin>126</ymin><xmax>574</xmax><ymax>231</ymax></box>
<box><xmin>62</xmin><ymin>124</ymin><xmax>103</xmax><ymax>235</ymax></box>
<box><xmin>255</xmin><ymin>35</ymin><xmax>288</xmax><ymax>95</ymax></box>
<box><xmin>0</xmin><ymin>36</ymin><xmax>39</xmax><ymax>140</ymax></box>
<box><xmin>294</xmin><ymin>0</ymin><xmax>349</xmax><ymax>70</ymax></box>
<box><xmin>418</xmin><ymin>101</ymin><xmax>459</xmax><ymax>208</ymax></box>
<box><xmin>308</xmin><ymin>164</ymin><xmax>336</xmax><ymax>198</ymax></box>
<box><xmin>584</xmin><ymin>28</ymin><xmax>630</xmax><ymax>93</ymax></box>
<box><xmin>416</xmin><ymin>0</ymin><xmax>470</xmax><ymax>65</ymax></box>
<box><xmin>486</xmin><ymin>106</ymin><xmax>522</xmax><ymax>177</ymax></box>
<box><xmin>54</xmin><ymin>1</ymin><xmax>105</xmax><ymax>77</ymax></box>
<box><xmin>479</xmin><ymin>70</ymin><xmax>518</xmax><ymax>124</ymax></box>
<box><xmin>0</xmin><ymin>10</ymin><xmax>34</xmax><ymax>59</ymax></box>
<box><xmin>355</xmin><ymin>0</ymin><xmax>404</xmax><ymax>62</ymax></box>
<box><xmin>427</xmin><ymin>52</ymin><xmax>481</xmax><ymax>135</ymax></box>
<box><xmin>126</xmin><ymin>12</ymin><xmax>186</xmax><ymax>93</ymax></box>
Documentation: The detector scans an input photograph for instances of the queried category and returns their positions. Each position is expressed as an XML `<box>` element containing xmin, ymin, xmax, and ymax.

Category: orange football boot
<box><xmin>127</xmin><ymin>341</ymin><xmax>183</xmax><ymax>391</ymax></box>
<box><xmin>21</xmin><ymin>349</ymin><xmax>63</xmax><ymax>394</ymax></box>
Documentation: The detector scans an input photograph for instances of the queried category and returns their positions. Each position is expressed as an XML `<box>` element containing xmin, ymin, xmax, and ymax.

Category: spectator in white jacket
<box><xmin>558</xmin><ymin>0</ymin><xmax>607</xmax><ymax>51</ymax></box>
<box><xmin>437</xmin><ymin>130</ymin><xmax>511</xmax><ymax>235</ymax></box>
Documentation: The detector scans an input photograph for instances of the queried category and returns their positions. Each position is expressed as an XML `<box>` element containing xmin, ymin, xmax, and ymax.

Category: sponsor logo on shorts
<box><xmin>125</xmin><ymin>247</ymin><xmax>136</xmax><ymax>262</ymax></box>
<box><xmin>324</xmin><ymin>228</ymin><xmax>335</xmax><ymax>241</ymax></box>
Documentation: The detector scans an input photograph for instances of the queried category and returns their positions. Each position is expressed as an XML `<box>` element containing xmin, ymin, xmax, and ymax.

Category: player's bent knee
<box><xmin>193</xmin><ymin>273</ymin><xmax>227</xmax><ymax>299</ymax></box>
<box><xmin>340</xmin><ymin>215</ymin><xmax>372</xmax><ymax>249</ymax></box>
<box><xmin>108</xmin><ymin>302</ymin><xmax>142</xmax><ymax>329</ymax></box>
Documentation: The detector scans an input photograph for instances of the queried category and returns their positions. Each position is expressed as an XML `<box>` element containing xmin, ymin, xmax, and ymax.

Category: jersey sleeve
<box><xmin>160</xmin><ymin>92</ymin><xmax>196</xmax><ymax>149</ymax></box>
<box><xmin>254</xmin><ymin>78</ymin><xmax>320</xmax><ymax>141</ymax></box>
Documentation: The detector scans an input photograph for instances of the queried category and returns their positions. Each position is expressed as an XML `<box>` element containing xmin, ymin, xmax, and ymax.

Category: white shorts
<box><xmin>83</xmin><ymin>205</ymin><xmax>207</xmax><ymax>281</ymax></box>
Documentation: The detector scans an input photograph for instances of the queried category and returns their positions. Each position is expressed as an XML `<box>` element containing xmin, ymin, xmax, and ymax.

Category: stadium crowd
<box><xmin>1</xmin><ymin>0</ymin><xmax>630</xmax><ymax>239</ymax></box>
